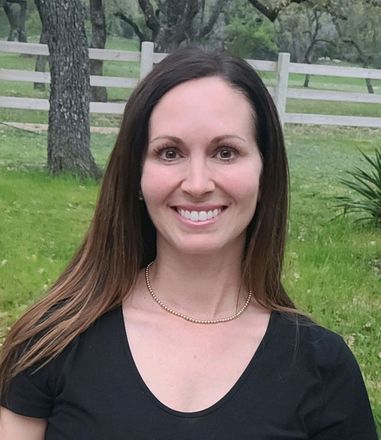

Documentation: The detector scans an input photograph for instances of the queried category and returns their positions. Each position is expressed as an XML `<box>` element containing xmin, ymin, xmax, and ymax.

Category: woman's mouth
<box><xmin>176</xmin><ymin>207</ymin><xmax>224</xmax><ymax>222</ymax></box>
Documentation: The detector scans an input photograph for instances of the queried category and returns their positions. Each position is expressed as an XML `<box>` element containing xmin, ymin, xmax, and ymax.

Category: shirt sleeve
<box><xmin>311</xmin><ymin>339</ymin><xmax>378</xmax><ymax>440</ymax></box>
<box><xmin>0</xmin><ymin>362</ymin><xmax>54</xmax><ymax>419</ymax></box>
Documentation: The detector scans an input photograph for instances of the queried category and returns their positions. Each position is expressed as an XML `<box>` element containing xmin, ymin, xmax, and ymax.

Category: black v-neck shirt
<box><xmin>1</xmin><ymin>306</ymin><xmax>378</xmax><ymax>439</ymax></box>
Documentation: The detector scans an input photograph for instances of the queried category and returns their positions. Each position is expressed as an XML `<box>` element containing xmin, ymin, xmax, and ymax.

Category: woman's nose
<box><xmin>180</xmin><ymin>159</ymin><xmax>215</xmax><ymax>197</ymax></box>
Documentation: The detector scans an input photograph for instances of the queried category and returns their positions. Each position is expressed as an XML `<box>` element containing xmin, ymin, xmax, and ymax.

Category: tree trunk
<box><xmin>38</xmin><ymin>0</ymin><xmax>99</xmax><ymax>179</ymax></box>
<box><xmin>365</xmin><ymin>78</ymin><xmax>374</xmax><ymax>94</ymax></box>
<box><xmin>4</xmin><ymin>2</ymin><xmax>18</xmax><ymax>40</ymax></box>
<box><xmin>33</xmin><ymin>32</ymin><xmax>48</xmax><ymax>91</ymax></box>
<box><xmin>34</xmin><ymin>0</ymin><xmax>48</xmax><ymax>91</ymax></box>
<box><xmin>4</xmin><ymin>0</ymin><xmax>27</xmax><ymax>41</ymax></box>
<box><xmin>155</xmin><ymin>29</ymin><xmax>185</xmax><ymax>52</ymax></box>
<box><xmin>138</xmin><ymin>0</ymin><xmax>199</xmax><ymax>52</ymax></box>
<box><xmin>16</xmin><ymin>0</ymin><xmax>27</xmax><ymax>42</ymax></box>
<box><xmin>89</xmin><ymin>0</ymin><xmax>107</xmax><ymax>102</ymax></box>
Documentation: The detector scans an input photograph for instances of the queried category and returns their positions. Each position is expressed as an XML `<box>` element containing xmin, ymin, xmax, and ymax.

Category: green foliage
<box><xmin>335</xmin><ymin>149</ymin><xmax>381</xmax><ymax>225</ymax></box>
<box><xmin>225</xmin><ymin>1</ymin><xmax>278</xmax><ymax>59</ymax></box>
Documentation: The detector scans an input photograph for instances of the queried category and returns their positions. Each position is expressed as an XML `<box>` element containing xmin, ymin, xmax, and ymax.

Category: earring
<box><xmin>139</xmin><ymin>190</ymin><xmax>144</xmax><ymax>201</ymax></box>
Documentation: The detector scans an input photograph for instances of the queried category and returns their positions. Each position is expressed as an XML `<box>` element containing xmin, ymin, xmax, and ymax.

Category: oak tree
<box><xmin>38</xmin><ymin>0</ymin><xmax>99</xmax><ymax>178</ymax></box>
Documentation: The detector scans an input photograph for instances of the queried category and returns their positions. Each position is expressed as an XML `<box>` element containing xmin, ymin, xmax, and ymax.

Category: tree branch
<box><xmin>247</xmin><ymin>0</ymin><xmax>307</xmax><ymax>22</ymax></box>
<box><xmin>342</xmin><ymin>38</ymin><xmax>369</xmax><ymax>64</ymax></box>
<box><xmin>182</xmin><ymin>0</ymin><xmax>200</xmax><ymax>40</ymax></box>
<box><xmin>247</xmin><ymin>0</ymin><xmax>347</xmax><ymax>23</ymax></box>
<box><xmin>114</xmin><ymin>11</ymin><xmax>146</xmax><ymax>42</ymax></box>
<box><xmin>342</xmin><ymin>38</ymin><xmax>374</xmax><ymax>93</ymax></box>
<box><xmin>198</xmin><ymin>0</ymin><xmax>225</xmax><ymax>38</ymax></box>
<box><xmin>138</xmin><ymin>0</ymin><xmax>160</xmax><ymax>36</ymax></box>
<box><xmin>247</xmin><ymin>0</ymin><xmax>278</xmax><ymax>21</ymax></box>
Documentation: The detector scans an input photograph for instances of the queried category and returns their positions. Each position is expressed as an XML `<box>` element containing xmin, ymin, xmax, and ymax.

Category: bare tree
<box><xmin>37</xmin><ymin>0</ymin><xmax>99</xmax><ymax>178</ymax></box>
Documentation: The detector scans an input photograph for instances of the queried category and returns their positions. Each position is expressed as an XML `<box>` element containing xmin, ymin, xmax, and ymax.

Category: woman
<box><xmin>0</xmin><ymin>47</ymin><xmax>378</xmax><ymax>439</ymax></box>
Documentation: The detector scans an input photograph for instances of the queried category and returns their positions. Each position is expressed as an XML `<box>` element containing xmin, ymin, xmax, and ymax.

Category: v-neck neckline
<box><xmin>117</xmin><ymin>306</ymin><xmax>279</xmax><ymax>418</ymax></box>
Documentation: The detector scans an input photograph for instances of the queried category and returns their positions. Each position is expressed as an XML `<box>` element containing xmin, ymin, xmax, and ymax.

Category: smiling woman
<box><xmin>0</xmin><ymin>47</ymin><xmax>378</xmax><ymax>439</ymax></box>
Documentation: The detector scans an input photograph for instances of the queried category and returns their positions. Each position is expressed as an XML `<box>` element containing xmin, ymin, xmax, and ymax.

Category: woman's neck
<box><xmin>146</xmin><ymin>245</ymin><xmax>247</xmax><ymax>321</ymax></box>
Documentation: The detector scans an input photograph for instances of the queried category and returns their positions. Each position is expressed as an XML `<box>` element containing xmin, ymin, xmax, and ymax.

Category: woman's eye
<box><xmin>216</xmin><ymin>147</ymin><xmax>238</xmax><ymax>161</ymax></box>
<box><xmin>158</xmin><ymin>147</ymin><xmax>181</xmax><ymax>161</ymax></box>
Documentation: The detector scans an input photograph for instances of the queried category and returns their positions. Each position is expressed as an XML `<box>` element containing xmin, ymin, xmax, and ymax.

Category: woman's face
<box><xmin>141</xmin><ymin>76</ymin><xmax>263</xmax><ymax>256</ymax></box>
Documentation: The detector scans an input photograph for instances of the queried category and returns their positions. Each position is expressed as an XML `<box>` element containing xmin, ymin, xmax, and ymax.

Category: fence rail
<box><xmin>1</xmin><ymin>40</ymin><xmax>381</xmax><ymax>128</ymax></box>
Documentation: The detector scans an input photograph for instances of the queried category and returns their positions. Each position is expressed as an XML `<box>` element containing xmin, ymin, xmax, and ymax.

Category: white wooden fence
<box><xmin>1</xmin><ymin>40</ymin><xmax>381</xmax><ymax>128</ymax></box>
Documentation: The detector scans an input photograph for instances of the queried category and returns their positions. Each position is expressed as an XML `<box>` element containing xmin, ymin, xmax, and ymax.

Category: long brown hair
<box><xmin>0</xmin><ymin>47</ymin><xmax>296</xmax><ymax>394</ymax></box>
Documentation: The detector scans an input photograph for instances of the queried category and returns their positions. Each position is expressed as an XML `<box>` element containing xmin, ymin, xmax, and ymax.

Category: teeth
<box><xmin>178</xmin><ymin>208</ymin><xmax>222</xmax><ymax>222</ymax></box>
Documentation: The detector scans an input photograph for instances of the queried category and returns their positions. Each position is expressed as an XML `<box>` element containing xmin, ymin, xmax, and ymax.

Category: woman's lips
<box><xmin>175</xmin><ymin>207</ymin><xmax>225</xmax><ymax>222</ymax></box>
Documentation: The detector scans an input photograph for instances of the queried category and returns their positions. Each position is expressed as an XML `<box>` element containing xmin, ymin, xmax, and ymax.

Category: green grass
<box><xmin>0</xmin><ymin>124</ymin><xmax>380</xmax><ymax>429</ymax></box>
<box><xmin>262</xmin><ymin>71</ymin><xmax>381</xmax><ymax>94</ymax></box>
<box><xmin>286</xmin><ymin>99</ymin><xmax>381</xmax><ymax>117</ymax></box>
<box><xmin>0</xmin><ymin>127</ymin><xmax>117</xmax><ymax>167</ymax></box>
<box><xmin>0</xmin><ymin>171</ymin><xmax>98</xmax><ymax>310</ymax></box>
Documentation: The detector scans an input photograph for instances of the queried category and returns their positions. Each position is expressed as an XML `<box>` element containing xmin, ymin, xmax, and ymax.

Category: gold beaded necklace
<box><xmin>144</xmin><ymin>262</ymin><xmax>253</xmax><ymax>324</ymax></box>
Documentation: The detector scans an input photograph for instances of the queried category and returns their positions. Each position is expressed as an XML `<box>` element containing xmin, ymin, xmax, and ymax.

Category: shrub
<box><xmin>335</xmin><ymin>149</ymin><xmax>381</xmax><ymax>225</ymax></box>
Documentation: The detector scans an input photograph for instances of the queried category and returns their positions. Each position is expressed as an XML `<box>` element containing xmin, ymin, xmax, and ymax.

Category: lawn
<box><xmin>0</xmin><ymin>124</ymin><xmax>380</xmax><ymax>430</ymax></box>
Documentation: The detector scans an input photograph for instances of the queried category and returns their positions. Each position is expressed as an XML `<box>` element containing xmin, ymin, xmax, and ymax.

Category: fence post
<box><xmin>140</xmin><ymin>41</ymin><xmax>154</xmax><ymax>80</ymax></box>
<box><xmin>274</xmin><ymin>52</ymin><xmax>290</xmax><ymax>126</ymax></box>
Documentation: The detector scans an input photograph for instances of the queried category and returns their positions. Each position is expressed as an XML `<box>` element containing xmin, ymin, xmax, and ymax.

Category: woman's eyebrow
<box><xmin>149</xmin><ymin>134</ymin><xmax>247</xmax><ymax>144</ymax></box>
<box><xmin>211</xmin><ymin>135</ymin><xmax>247</xmax><ymax>143</ymax></box>
<box><xmin>149</xmin><ymin>135</ymin><xmax>182</xmax><ymax>144</ymax></box>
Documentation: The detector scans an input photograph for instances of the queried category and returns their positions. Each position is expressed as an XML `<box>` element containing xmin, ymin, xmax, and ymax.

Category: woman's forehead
<box><xmin>148</xmin><ymin>77</ymin><xmax>255</xmax><ymax>141</ymax></box>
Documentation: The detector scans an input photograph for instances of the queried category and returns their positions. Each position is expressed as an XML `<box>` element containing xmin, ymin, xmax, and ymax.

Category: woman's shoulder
<box><xmin>271</xmin><ymin>311</ymin><xmax>357</xmax><ymax>371</ymax></box>
<box><xmin>0</xmin><ymin>306</ymin><xmax>124</xmax><ymax>418</ymax></box>
<box><xmin>268</xmin><ymin>312</ymin><xmax>377</xmax><ymax>438</ymax></box>
<box><xmin>55</xmin><ymin>305</ymin><xmax>124</xmax><ymax>363</ymax></box>
<box><xmin>10</xmin><ymin>304</ymin><xmax>123</xmax><ymax>383</ymax></box>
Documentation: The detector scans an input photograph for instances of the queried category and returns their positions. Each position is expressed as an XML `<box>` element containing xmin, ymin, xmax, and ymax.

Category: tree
<box><xmin>89</xmin><ymin>0</ymin><xmax>108</xmax><ymax>102</ymax></box>
<box><xmin>225</xmin><ymin>0</ymin><xmax>278</xmax><ymax>59</ymax></box>
<box><xmin>114</xmin><ymin>0</ymin><xmax>227</xmax><ymax>51</ymax></box>
<box><xmin>37</xmin><ymin>0</ymin><xmax>99</xmax><ymax>178</ymax></box>
<box><xmin>1</xmin><ymin>0</ymin><xmax>27</xmax><ymax>41</ymax></box>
